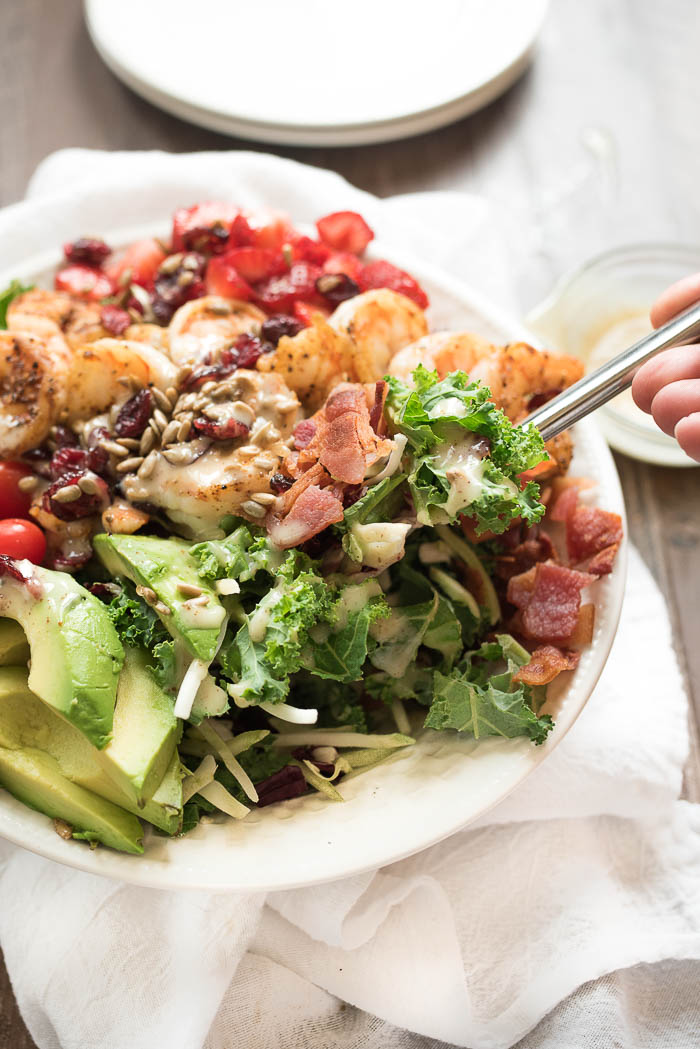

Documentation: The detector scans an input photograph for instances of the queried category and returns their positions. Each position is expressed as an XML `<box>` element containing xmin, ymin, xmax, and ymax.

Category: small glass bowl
<box><xmin>526</xmin><ymin>243</ymin><xmax>700</xmax><ymax>467</ymax></box>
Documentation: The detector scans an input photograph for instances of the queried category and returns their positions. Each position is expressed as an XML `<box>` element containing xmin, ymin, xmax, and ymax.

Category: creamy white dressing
<box><xmin>247</xmin><ymin>587</ymin><xmax>283</xmax><ymax>643</ymax></box>
<box><xmin>178</xmin><ymin>600</ymin><xmax>226</xmax><ymax>631</ymax></box>
<box><xmin>430</xmin><ymin>396</ymin><xmax>467</xmax><ymax>419</ymax></box>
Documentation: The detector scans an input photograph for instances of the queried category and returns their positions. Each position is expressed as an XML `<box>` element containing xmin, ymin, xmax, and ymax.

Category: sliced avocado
<box><xmin>0</xmin><ymin>666</ymin><xmax>181</xmax><ymax>834</ymax></box>
<box><xmin>101</xmin><ymin>646</ymin><xmax>180</xmax><ymax>803</ymax></box>
<box><xmin>0</xmin><ymin>744</ymin><xmax>144</xmax><ymax>854</ymax></box>
<box><xmin>0</xmin><ymin>619</ymin><xmax>30</xmax><ymax>666</ymax></box>
<box><xmin>93</xmin><ymin>534</ymin><xmax>225</xmax><ymax>662</ymax></box>
<box><xmin>0</xmin><ymin>561</ymin><xmax>123</xmax><ymax>748</ymax></box>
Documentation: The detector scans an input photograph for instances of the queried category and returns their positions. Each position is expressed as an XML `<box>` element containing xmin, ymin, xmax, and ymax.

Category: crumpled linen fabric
<box><xmin>0</xmin><ymin>150</ymin><xmax>697</xmax><ymax>1049</ymax></box>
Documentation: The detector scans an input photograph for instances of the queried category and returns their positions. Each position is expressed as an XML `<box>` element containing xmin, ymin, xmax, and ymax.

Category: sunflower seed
<box><xmin>251</xmin><ymin>492</ymin><xmax>276</xmax><ymax>506</ymax></box>
<box><xmin>231</xmin><ymin>401</ymin><xmax>256</xmax><ymax>426</ymax></box>
<box><xmin>238</xmin><ymin>445</ymin><xmax>259</xmax><ymax>457</ymax></box>
<box><xmin>137</xmin><ymin>453</ymin><xmax>158</xmax><ymax>479</ymax></box>
<box><xmin>154</xmin><ymin>601</ymin><xmax>172</xmax><ymax>616</ymax></box>
<box><xmin>116</xmin><ymin>437</ymin><xmax>140</xmax><ymax>451</ymax></box>
<box><xmin>165</xmin><ymin>386</ymin><xmax>178</xmax><ymax>403</ymax></box>
<box><xmin>176</xmin><ymin>365</ymin><xmax>193</xmax><ymax>386</ymax></box>
<box><xmin>162</xmin><ymin>445</ymin><xmax>197</xmax><ymax>465</ymax></box>
<box><xmin>100</xmin><ymin>439</ymin><xmax>130</xmax><ymax>459</ymax></box>
<box><xmin>160</xmin><ymin>420</ymin><xmax>181</xmax><ymax>446</ymax></box>
<box><xmin>200</xmin><ymin>381</ymin><xmax>217</xmax><ymax>395</ymax></box>
<box><xmin>136</xmin><ymin>585</ymin><xmax>158</xmax><ymax>605</ymax></box>
<box><xmin>177</xmin><ymin>418</ymin><xmax>192</xmax><ymax>442</ymax></box>
<box><xmin>139</xmin><ymin>427</ymin><xmax>156</xmax><ymax>455</ymax></box>
<box><xmin>116</xmin><ymin>456</ymin><xmax>145</xmax><ymax>474</ymax></box>
<box><xmin>252</xmin><ymin>455</ymin><xmax>276</xmax><ymax>470</ymax></box>
<box><xmin>183</xmin><ymin>594</ymin><xmax>209</xmax><ymax>608</ymax></box>
<box><xmin>51</xmin><ymin>484</ymin><xmax>82</xmax><ymax>504</ymax></box>
<box><xmin>152</xmin><ymin>408</ymin><xmax>169</xmax><ymax>432</ymax></box>
<box><xmin>17</xmin><ymin>475</ymin><xmax>38</xmax><ymax>492</ymax></box>
<box><xmin>152</xmin><ymin>387</ymin><xmax>173</xmax><ymax>413</ymax></box>
<box><xmin>78</xmin><ymin>476</ymin><xmax>100</xmax><ymax>495</ymax></box>
<box><xmin>148</xmin><ymin>418</ymin><xmax>162</xmax><ymax>438</ymax></box>
<box><xmin>177</xmin><ymin>582</ymin><xmax>203</xmax><ymax>597</ymax></box>
<box><xmin>177</xmin><ymin>270</ymin><xmax>194</xmax><ymax>288</ymax></box>
<box><xmin>241</xmin><ymin>500</ymin><xmax>267</xmax><ymax>519</ymax></box>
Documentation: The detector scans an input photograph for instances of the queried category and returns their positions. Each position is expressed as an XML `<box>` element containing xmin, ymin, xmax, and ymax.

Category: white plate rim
<box><xmin>83</xmin><ymin>0</ymin><xmax>549</xmax><ymax>147</ymax></box>
<box><xmin>0</xmin><ymin>225</ymin><xmax>627</xmax><ymax>891</ymax></box>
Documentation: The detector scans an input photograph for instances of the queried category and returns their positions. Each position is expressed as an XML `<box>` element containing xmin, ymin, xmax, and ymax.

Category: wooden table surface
<box><xmin>1</xmin><ymin>0</ymin><xmax>699</xmax><ymax>1044</ymax></box>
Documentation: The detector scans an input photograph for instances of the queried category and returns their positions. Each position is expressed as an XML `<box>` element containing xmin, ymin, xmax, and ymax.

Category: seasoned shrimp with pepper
<box><xmin>168</xmin><ymin>296</ymin><xmax>267</xmax><ymax>364</ymax></box>
<box><xmin>6</xmin><ymin>288</ymin><xmax>107</xmax><ymax>347</ymax></box>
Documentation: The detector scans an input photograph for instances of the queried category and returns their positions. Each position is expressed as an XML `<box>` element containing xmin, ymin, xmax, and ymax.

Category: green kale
<box><xmin>105</xmin><ymin>582</ymin><xmax>176</xmax><ymax>690</ymax></box>
<box><xmin>0</xmin><ymin>279</ymin><xmax>33</xmax><ymax>329</ymax></box>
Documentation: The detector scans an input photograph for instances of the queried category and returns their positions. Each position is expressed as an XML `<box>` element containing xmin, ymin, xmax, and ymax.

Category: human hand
<box><xmin>631</xmin><ymin>274</ymin><xmax>700</xmax><ymax>461</ymax></box>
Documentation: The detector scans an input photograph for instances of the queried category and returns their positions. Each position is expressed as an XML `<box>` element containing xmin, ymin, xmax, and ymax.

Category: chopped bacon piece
<box><xmin>277</xmin><ymin>462</ymin><xmax>329</xmax><ymax>516</ymax></box>
<box><xmin>297</xmin><ymin>383</ymin><xmax>395</xmax><ymax>485</ymax></box>
<box><xmin>508</xmin><ymin>561</ymin><xmax>595</xmax><ymax>644</ymax></box>
<box><xmin>495</xmin><ymin>525</ymin><xmax>556</xmax><ymax>581</ymax></box>
<box><xmin>513</xmin><ymin>645</ymin><xmax>581</xmax><ymax>685</ymax></box>
<box><xmin>568</xmin><ymin>602</ymin><xmax>595</xmax><ymax>645</ymax></box>
<box><xmin>267</xmin><ymin>485</ymin><xmax>344</xmax><ymax>549</ymax></box>
<box><xmin>293</xmin><ymin>419</ymin><xmax>317</xmax><ymax>449</ymax></box>
<box><xmin>587</xmin><ymin>543</ymin><xmax>620</xmax><ymax>577</ymax></box>
<box><xmin>369</xmin><ymin>380</ymin><xmax>388</xmax><ymax>435</ymax></box>
<box><xmin>550</xmin><ymin>485</ymin><xmax>580</xmax><ymax>523</ymax></box>
<box><xmin>567</xmin><ymin>505</ymin><xmax>623</xmax><ymax>563</ymax></box>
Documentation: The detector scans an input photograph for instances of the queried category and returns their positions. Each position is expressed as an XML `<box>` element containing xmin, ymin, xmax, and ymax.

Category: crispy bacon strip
<box><xmin>267</xmin><ymin>484</ymin><xmax>344</xmax><ymax>550</ymax></box>
<box><xmin>514</xmin><ymin>645</ymin><xmax>581</xmax><ymax>685</ymax></box>
<box><xmin>297</xmin><ymin>382</ymin><xmax>395</xmax><ymax>484</ymax></box>
<box><xmin>369</xmin><ymin>379</ymin><xmax>388</xmax><ymax>435</ymax></box>
<box><xmin>508</xmin><ymin>561</ymin><xmax>595</xmax><ymax>644</ymax></box>
<box><xmin>567</xmin><ymin>505</ymin><xmax>623</xmax><ymax>563</ymax></box>
<box><xmin>587</xmin><ymin>543</ymin><xmax>620</xmax><ymax>577</ymax></box>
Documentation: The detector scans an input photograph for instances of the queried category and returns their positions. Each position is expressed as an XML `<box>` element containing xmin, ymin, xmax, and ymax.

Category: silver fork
<box><xmin>522</xmin><ymin>301</ymin><xmax>700</xmax><ymax>441</ymax></box>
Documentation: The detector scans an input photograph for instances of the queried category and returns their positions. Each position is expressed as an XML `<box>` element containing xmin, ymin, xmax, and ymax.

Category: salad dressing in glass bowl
<box><xmin>527</xmin><ymin>244</ymin><xmax>700</xmax><ymax>467</ymax></box>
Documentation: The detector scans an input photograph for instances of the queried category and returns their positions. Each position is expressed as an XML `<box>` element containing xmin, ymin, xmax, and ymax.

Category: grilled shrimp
<box><xmin>0</xmin><ymin>332</ymin><xmax>71</xmax><ymax>456</ymax></box>
<box><xmin>389</xmin><ymin>333</ymin><xmax>584</xmax><ymax>421</ymax></box>
<box><xmin>168</xmin><ymin>296</ymin><xmax>266</xmax><ymax>364</ymax></box>
<box><xmin>124</xmin><ymin>323</ymin><xmax>170</xmax><ymax>352</ymax></box>
<box><xmin>6</xmin><ymin>288</ymin><xmax>105</xmax><ymax>347</ymax></box>
<box><xmin>259</xmin><ymin>289</ymin><xmax>428</xmax><ymax>409</ymax></box>
<box><xmin>121</xmin><ymin>370</ymin><xmax>301</xmax><ymax>539</ymax></box>
<box><xmin>67</xmin><ymin>339</ymin><xmax>178</xmax><ymax>422</ymax></box>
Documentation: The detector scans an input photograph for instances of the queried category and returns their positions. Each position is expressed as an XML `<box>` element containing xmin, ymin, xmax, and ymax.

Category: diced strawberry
<box><xmin>228</xmin><ymin>213</ymin><xmax>255</xmax><ymax>247</ymax></box>
<box><xmin>222</xmin><ymin>247</ymin><xmax>288</xmax><ymax>284</ymax></box>
<box><xmin>205</xmin><ymin>256</ymin><xmax>253</xmax><ymax>300</ymax></box>
<box><xmin>106</xmin><ymin>238</ymin><xmax>166</xmax><ymax>289</ymax></box>
<box><xmin>291</xmin><ymin>236</ymin><xmax>331</xmax><ymax>265</ymax></box>
<box><xmin>292</xmin><ymin>300</ymin><xmax>329</xmax><ymax>326</ymax></box>
<box><xmin>54</xmin><ymin>265</ymin><xmax>115</xmax><ymax>301</ymax></box>
<box><xmin>322</xmin><ymin>251</ymin><xmax>364</xmax><ymax>282</ymax></box>
<box><xmin>245</xmin><ymin>212</ymin><xmax>294</xmax><ymax>250</ymax></box>
<box><xmin>172</xmin><ymin>201</ymin><xmax>240</xmax><ymax>253</ymax></box>
<box><xmin>358</xmin><ymin>259</ymin><xmax>429</xmax><ymax>309</ymax></box>
<box><xmin>316</xmin><ymin>211</ymin><xmax>374</xmax><ymax>255</ymax></box>
<box><xmin>253</xmin><ymin>262</ymin><xmax>323</xmax><ymax>313</ymax></box>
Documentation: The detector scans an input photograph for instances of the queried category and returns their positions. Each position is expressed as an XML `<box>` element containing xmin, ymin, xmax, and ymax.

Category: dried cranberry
<box><xmin>0</xmin><ymin>555</ymin><xmax>27</xmax><ymax>582</ymax></box>
<box><xmin>192</xmin><ymin>417</ymin><xmax>250</xmax><ymax>441</ymax></box>
<box><xmin>151</xmin><ymin>252</ymin><xmax>207</xmax><ymax>325</ymax></box>
<box><xmin>52</xmin><ymin>425</ymin><xmax>79</xmax><ymax>449</ymax></box>
<box><xmin>255</xmin><ymin>765</ymin><xmax>306</xmax><ymax>807</ymax></box>
<box><xmin>260</xmin><ymin>315</ymin><xmax>304</xmax><ymax>346</ymax></box>
<box><xmin>114</xmin><ymin>389</ymin><xmax>154</xmax><ymax>438</ymax></box>
<box><xmin>63</xmin><ymin>237</ymin><xmax>111</xmax><ymax>266</ymax></box>
<box><xmin>180</xmin><ymin>224</ymin><xmax>230</xmax><ymax>254</ymax></box>
<box><xmin>50</xmin><ymin>446</ymin><xmax>88</xmax><ymax>480</ymax></box>
<box><xmin>43</xmin><ymin>474</ymin><xmax>110</xmax><ymax>521</ymax></box>
<box><xmin>100</xmin><ymin>304</ymin><xmax>131</xmax><ymax>336</ymax></box>
<box><xmin>234</xmin><ymin>333</ymin><xmax>268</xmax><ymax>369</ymax></box>
<box><xmin>269</xmin><ymin>473</ymin><xmax>294</xmax><ymax>493</ymax></box>
<box><xmin>343</xmin><ymin>484</ymin><xmax>362</xmax><ymax>507</ymax></box>
<box><xmin>89</xmin><ymin>581</ymin><xmax>122</xmax><ymax>602</ymax></box>
<box><xmin>315</xmin><ymin>272</ymin><xmax>360</xmax><ymax>306</ymax></box>
<box><xmin>172</xmin><ymin>202</ymin><xmax>240</xmax><ymax>254</ymax></box>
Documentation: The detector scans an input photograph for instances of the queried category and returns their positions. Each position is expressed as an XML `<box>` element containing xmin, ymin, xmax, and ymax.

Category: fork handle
<box><xmin>522</xmin><ymin>300</ymin><xmax>700</xmax><ymax>441</ymax></box>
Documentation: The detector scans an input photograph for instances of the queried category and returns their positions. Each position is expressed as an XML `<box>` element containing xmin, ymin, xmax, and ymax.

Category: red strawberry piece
<box><xmin>291</xmin><ymin>236</ymin><xmax>331</xmax><ymax>265</ymax></box>
<box><xmin>358</xmin><ymin>260</ymin><xmax>429</xmax><ymax>309</ymax></box>
<box><xmin>322</xmin><ymin>251</ymin><xmax>364</xmax><ymax>282</ymax></box>
<box><xmin>223</xmin><ymin>247</ymin><xmax>288</xmax><ymax>284</ymax></box>
<box><xmin>54</xmin><ymin>265</ymin><xmax>115</xmax><ymax>301</ymax></box>
<box><xmin>316</xmin><ymin>211</ymin><xmax>375</xmax><ymax>255</ymax></box>
<box><xmin>63</xmin><ymin>238</ymin><xmax>111</xmax><ymax>266</ymax></box>
<box><xmin>100</xmin><ymin>305</ymin><xmax>131</xmax><ymax>336</ymax></box>
<box><xmin>106</xmin><ymin>238</ymin><xmax>166</xmax><ymax>289</ymax></box>
<box><xmin>292</xmin><ymin>300</ymin><xmax>328</xmax><ymax>326</ymax></box>
<box><xmin>244</xmin><ymin>212</ymin><xmax>293</xmax><ymax>250</ymax></box>
<box><xmin>172</xmin><ymin>202</ymin><xmax>241</xmax><ymax>253</ymax></box>
<box><xmin>228</xmin><ymin>213</ymin><xmax>255</xmax><ymax>247</ymax></box>
<box><xmin>205</xmin><ymin>255</ymin><xmax>253</xmax><ymax>300</ymax></box>
<box><xmin>254</xmin><ymin>262</ymin><xmax>323</xmax><ymax>313</ymax></box>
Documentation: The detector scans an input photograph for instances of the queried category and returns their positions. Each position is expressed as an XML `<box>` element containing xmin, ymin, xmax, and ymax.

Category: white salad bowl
<box><xmin>0</xmin><ymin>229</ymin><xmax>627</xmax><ymax>891</ymax></box>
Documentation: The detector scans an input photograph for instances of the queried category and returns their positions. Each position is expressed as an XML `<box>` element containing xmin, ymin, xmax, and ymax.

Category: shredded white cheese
<box><xmin>181</xmin><ymin>753</ymin><xmax>216</xmax><ymax>803</ymax></box>
<box><xmin>259</xmin><ymin>701</ymin><xmax>318</xmax><ymax>724</ymax></box>
<box><xmin>197</xmin><ymin>780</ymin><xmax>250</xmax><ymax>819</ymax></box>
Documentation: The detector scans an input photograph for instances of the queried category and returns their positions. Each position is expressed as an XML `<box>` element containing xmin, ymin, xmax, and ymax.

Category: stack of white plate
<box><xmin>84</xmin><ymin>0</ymin><xmax>549</xmax><ymax>147</ymax></box>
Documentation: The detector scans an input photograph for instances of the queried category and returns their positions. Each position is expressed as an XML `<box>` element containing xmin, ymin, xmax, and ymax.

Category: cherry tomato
<box><xmin>0</xmin><ymin>519</ymin><xmax>46</xmax><ymax>564</ymax></box>
<box><xmin>0</xmin><ymin>462</ymin><xmax>34</xmax><ymax>519</ymax></box>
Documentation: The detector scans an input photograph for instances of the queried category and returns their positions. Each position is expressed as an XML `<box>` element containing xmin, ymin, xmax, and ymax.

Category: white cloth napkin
<box><xmin>0</xmin><ymin>150</ymin><xmax>698</xmax><ymax>1049</ymax></box>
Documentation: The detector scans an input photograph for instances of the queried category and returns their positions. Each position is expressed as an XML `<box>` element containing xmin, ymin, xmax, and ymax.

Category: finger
<box><xmin>674</xmin><ymin>413</ymin><xmax>700</xmax><ymax>462</ymax></box>
<box><xmin>650</xmin><ymin>378</ymin><xmax>700</xmax><ymax>436</ymax></box>
<box><xmin>650</xmin><ymin>273</ymin><xmax>700</xmax><ymax>328</ymax></box>
<box><xmin>632</xmin><ymin>345</ymin><xmax>700</xmax><ymax>413</ymax></box>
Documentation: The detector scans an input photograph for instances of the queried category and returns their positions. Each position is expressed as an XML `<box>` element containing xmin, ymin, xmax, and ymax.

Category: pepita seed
<box><xmin>77</xmin><ymin>476</ymin><xmax>99</xmax><ymax>495</ymax></box>
<box><xmin>100</xmin><ymin>439</ymin><xmax>130</xmax><ymax>459</ymax></box>
<box><xmin>241</xmin><ymin>500</ymin><xmax>267</xmax><ymax>519</ymax></box>
<box><xmin>116</xmin><ymin>456</ymin><xmax>145</xmax><ymax>474</ymax></box>
<box><xmin>139</xmin><ymin>428</ymin><xmax>156</xmax><ymax>455</ymax></box>
<box><xmin>52</xmin><ymin>484</ymin><xmax>82</xmax><ymax>504</ymax></box>
<box><xmin>251</xmin><ymin>492</ymin><xmax>276</xmax><ymax>506</ymax></box>
<box><xmin>17</xmin><ymin>475</ymin><xmax>38</xmax><ymax>492</ymax></box>
<box><xmin>116</xmin><ymin>437</ymin><xmax>140</xmax><ymax>450</ymax></box>
<box><xmin>152</xmin><ymin>387</ymin><xmax>173</xmax><ymax>412</ymax></box>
